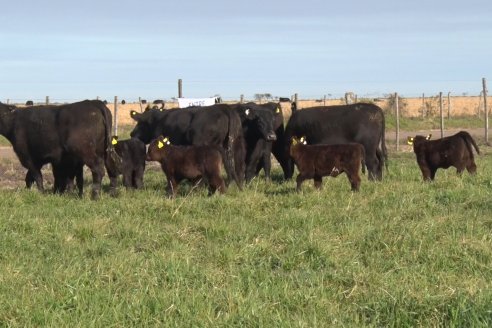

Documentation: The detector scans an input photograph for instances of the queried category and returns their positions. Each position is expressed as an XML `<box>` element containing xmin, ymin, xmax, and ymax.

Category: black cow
<box><xmin>245</xmin><ymin>102</ymin><xmax>288</xmax><ymax>179</ymax></box>
<box><xmin>407</xmin><ymin>131</ymin><xmax>480</xmax><ymax>181</ymax></box>
<box><xmin>284</xmin><ymin>103</ymin><xmax>387</xmax><ymax>181</ymax></box>
<box><xmin>146</xmin><ymin>136</ymin><xmax>226</xmax><ymax>197</ymax></box>
<box><xmin>111</xmin><ymin>136</ymin><xmax>146</xmax><ymax>189</ymax></box>
<box><xmin>236</xmin><ymin>103</ymin><xmax>278</xmax><ymax>181</ymax></box>
<box><xmin>130</xmin><ymin>104</ymin><xmax>245</xmax><ymax>188</ymax></box>
<box><xmin>0</xmin><ymin>100</ymin><xmax>119</xmax><ymax>199</ymax></box>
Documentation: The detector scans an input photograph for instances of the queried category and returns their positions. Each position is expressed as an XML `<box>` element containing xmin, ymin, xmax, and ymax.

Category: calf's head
<box><xmin>407</xmin><ymin>134</ymin><xmax>431</xmax><ymax>147</ymax></box>
<box><xmin>146</xmin><ymin>136</ymin><xmax>171</xmax><ymax>161</ymax></box>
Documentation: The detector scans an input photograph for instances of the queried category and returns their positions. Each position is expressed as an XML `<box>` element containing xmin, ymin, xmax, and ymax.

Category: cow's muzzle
<box><xmin>267</xmin><ymin>132</ymin><xmax>277</xmax><ymax>141</ymax></box>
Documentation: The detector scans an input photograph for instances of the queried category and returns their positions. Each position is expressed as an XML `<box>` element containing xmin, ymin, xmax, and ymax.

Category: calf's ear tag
<box><xmin>163</xmin><ymin>137</ymin><xmax>170</xmax><ymax>145</ymax></box>
<box><xmin>276</xmin><ymin>107</ymin><xmax>280</xmax><ymax>113</ymax></box>
<box><xmin>111</xmin><ymin>137</ymin><xmax>118</xmax><ymax>145</ymax></box>
<box><xmin>407</xmin><ymin>137</ymin><xmax>414</xmax><ymax>145</ymax></box>
<box><xmin>245</xmin><ymin>109</ymin><xmax>250</xmax><ymax>116</ymax></box>
<box><xmin>158</xmin><ymin>141</ymin><xmax>164</xmax><ymax>149</ymax></box>
<box><xmin>426</xmin><ymin>134</ymin><xmax>432</xmax><ymax>140</ymax></box>
<box><xmin>300</xmin><ymin>136</ymin><xmax>307</xmax><ymax>144</ymax></box>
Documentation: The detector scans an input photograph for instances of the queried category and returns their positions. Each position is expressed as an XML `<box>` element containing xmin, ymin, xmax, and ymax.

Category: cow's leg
<box><xmin>466</xmin><ymin>160</ymin><xmax>477</xmax><ymax>174</ymax></box>
<box><xmin>52</xmin><ymin>164</ymin><xmax>68</xmax><ymax>194</ymax></box>
<box><xmin>26</xmin><ymin>166</ymin><xmax>44</xmax><ymax>192</ymax></box>
<box><xmin>348</xmin><ymin>173</ymin><xmax>361</xmax><ymax>192</ymax></box>
<box><xmin>430</xmin><ymin>168</ymin><xmax>437</xmax><ymax>181</ymax></box>
<box><xmin>25</xmin><ymin>170</ymin><xmax>35</xmax><ymax>189</ymax></box>
<box><xmin>165</xmin><ymin>176</ymin><xmax>178</xmax><ymax>198</ymax></box>
<box><xmin>133</xmin><ymin>167</ymin><xmax>145</xmax><ymax>189</ymax></box>
<box><xmin>296</xmin><ymin>173</ymin><xmax>307</xmax><ymax>191</ymax></box>
<box><xmin>75</xmin><ymin>165</ymin><xmax>84</xmax><ymax>198</ymax></box>
<box><xmin>123</xmin><ymin>170</ymin><xmax>132</xmax><ymax>189</ymax></box>
<box><xmin>313</xmin><ymin>176</ymin><xmax>323</xmax><ymax>189</ymax></box>
<box><xmin>262</xmin><ymin>143</ymin><xmax>273</xmax><ymax>181</ymax></box>
<box><xmin>85</xmin><ymin>159</ymin><xmax>105</xmax><ymax>200</ymax></box>
<box><xmin>208</xmin><ymin>174</ymin><xmax>226</xmax><ymax>195</ymax></box>
<box><xmin>365</xmin><ymin>150</ymin><xmax>381</xmax><ymax>181</ymax></box>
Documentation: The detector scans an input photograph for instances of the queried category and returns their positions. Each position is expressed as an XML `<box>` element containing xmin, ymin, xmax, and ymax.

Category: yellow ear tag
<box><xmin>300</xmin><ymin>137</ymin><xmax>307</xmax><ymax>144</ymax></box>
<box><xmin>111</xmin><ymin>138</ymin><xmax>118</xmax><ymax>145</ymax></box>
<box><xmin>158</xmin><ymin>141</ymin><xmax>164</xmax><ymax>149</ymax></box>
<box><xmin>276</xmin><ymin>107</ymin><xmax>280</xmax><ymax>113</ymax></box>
<box><xmin>131</xmin><ymin>111</ymin><xmax>135</xmax><ymax>116</ymax></box>
<box><xmin>426</xmin><ymin>134</ymin><xmax>432</xmax><ymax>140</ymax></box>
<box><xmin>407</xmin><ymin>137</ymin><xmax>413</xmax><ymax>145</ymax></box>
<box><xmin>292</xmin><ymin>138</ymin><xmax>298</xmax><ymax>145</ymax></box>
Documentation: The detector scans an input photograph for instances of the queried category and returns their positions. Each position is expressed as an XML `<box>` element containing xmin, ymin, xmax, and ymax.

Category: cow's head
<box><xmin>0</xmin><ymin>102</ymin><xmax>17</xmax><ymax>135</ymax></box>
<box><xmin>130</xmin><ymin>109</ymin><xmax>165</xmax><ymax>144</ymax></box>
<box><xmin>239</xmin><ymin>105</ymin><xmax>277</xmax><ymax>141</ymax></box>
<box><xmin>407</xmin><ymin>134</ymin><xmax>431</xmax><ymax>146</ymax></box>
<box><xmin>146</xmin><ymin>135</ymin><xmax>171</xmax><ymax>161</ymax></box>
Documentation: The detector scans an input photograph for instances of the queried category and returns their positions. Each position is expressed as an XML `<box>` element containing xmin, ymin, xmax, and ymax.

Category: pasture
<box><xmin>0</xmin><ymin>144</ymin><xmax>491</xmax><ymax>326</ymax></box>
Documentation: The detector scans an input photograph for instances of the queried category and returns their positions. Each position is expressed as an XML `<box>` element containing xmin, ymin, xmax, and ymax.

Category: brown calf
<box><xmin>146</xmin><ymin>136</ymin><xmax>226</xmax><ymax>196</ymax></box>
<box><xmin>289</xmin><ymin>136</ymin><xmax>365</xmax><ymax>191</ymax></box>
<box><xmin>407</xmin><ymin>131</ymin><xmax>480</xmax><ymax>181</ymax></box>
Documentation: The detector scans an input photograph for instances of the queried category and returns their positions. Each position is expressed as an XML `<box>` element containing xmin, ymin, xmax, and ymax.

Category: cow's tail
<box><xmin>380</xmin><ymin>111</ymin><xmax>388</xmax><ymax>172</ymax></box>
<box><xmin>226</xmin><ymin>110</ymin><xmax>245</xmax><ymax>189</ymax></box>
<box><xmin>95</xmin><ymin>100</ymin><xmax>122</xmax><ymax>175</ymax></box>
<box><xmin>459</xmin><ymin>131</ymin><xmax>480</xmax><ymax>155</ymax></box>
<box><xmin>360</xmin><ymin>144</ymin><xmax>366</xmax><ymax>175</ymax></box>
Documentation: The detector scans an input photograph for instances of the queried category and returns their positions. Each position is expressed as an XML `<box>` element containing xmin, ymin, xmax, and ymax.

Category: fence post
<box><xmin>323</xmin><ymin>95</ymin><xmax>326</xmax><ymax>106</ymax></box>
<box><xmin>114</xmin><ymin>96</ymin><xmax>118</xmax><ymax>137</ymax></box>
<box><xmin>6</xmin><ymin>99</ymin><xmax>9</xmax><ymax>105</ymax></box>
<box><xmin>447</xmin><ymin>92</ymin><xmax>451</xmax><ymax>119</ymax></box>
<box><xmin>292</xmin><ymin>93</ymin><xmax>298</xmax><ymax>113</ymax></box>
<box><xmin>45</xmin><ymin>96</ymin><xmax>49</xmax><ymax>105</ymax></box>
<box><xmin>439</xmin><ymin>92</ymin><xmax>444</xmax><ymax>138</ymax></box>
<box><xmin>138</xmin><ymin>97</ymin><xmax>143</xmax><ymax>112</ymax></box>
<box><xmin>178</xmin><ymin>79</ymin><xmax>183</xmax><ymax>98</ymax></box>
<box><xmin>395</xmin><ymin>93</ymin><xmax>400</xmax><ymax>151</ymax></box>
<box><xmin>240</xmin><ymin>94</ymin><xmax>244</xmax><ymax>103</ymax></box>
<box><xmin>421</xmin><ymin>93</ymin><xmax>425</xmax><ymax>119</ymax></box>
<box><xmin>483</xmin><ymin>78</ymin><xmax>489</xmax><ymax>145</ymax></box>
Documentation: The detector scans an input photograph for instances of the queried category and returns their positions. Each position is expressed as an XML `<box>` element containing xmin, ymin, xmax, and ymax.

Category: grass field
<box><xmin>0</xmin><ymin>149</ymin><xmax>491</xmax><ymax>327</ymax></box>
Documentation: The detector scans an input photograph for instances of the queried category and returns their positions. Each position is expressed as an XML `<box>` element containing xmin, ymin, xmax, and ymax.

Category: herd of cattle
<box><xmin>0</xmin><ymin>100</ymin><xmax>481</xmax><ymax>199</ymax></box>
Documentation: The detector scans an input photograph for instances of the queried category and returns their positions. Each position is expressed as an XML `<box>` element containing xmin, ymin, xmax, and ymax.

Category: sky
<box><xmin>1</xmin><ymin>0</ymin><xmax>491</xmax><ymax>102</ymax></box>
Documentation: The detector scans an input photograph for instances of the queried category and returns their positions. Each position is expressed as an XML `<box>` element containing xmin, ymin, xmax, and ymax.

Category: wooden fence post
<box><xmin>323</xmin><ymin>95</ymin><xmax>326</xmax><ymax>106</ymax></box>
<box><xmin>421</xmin><ymin>93</ymin><xmax>425</xmax><ymax>119</ymax></box>
<box><xmin>138</xmin><ymin>97</ymin><xmax>143</xmax><ymax>112</ymax></box>
<box><xmin>483</xmin><ymin>78</ymin><xmax>489</xmax><ymax>144</ymax></box>
<box><xmin>395</xmin><ymin>93</ymin><xmax>400</xmax><ymax>151</ymax></box>
<box><xmin>240</xmin><ymin>94</ymin><xmax>244</xmax><ymax>103</ymax></box>
<box><xmin>439</xmin><ymin>92</ymin><xmax>444</xmax><ymax>138</ymax></box>
<box><xmin>447</xmin><ymin>92</ymin><xmax>451</xmax><ymax>119</ymax></box>
<box><xmin>178</xmin><ymin>79</ymin><xmax>183</xmax><ymax>98</ymax></box>
<box><xmin>114</xmin><ymin>96</ymin><xmax>118</xmax><ymax>137</ymax></box>
<box><xmin>45</xmin><ymin>96</ymin><xmax>49</xmax><ymax>105</ymax></box>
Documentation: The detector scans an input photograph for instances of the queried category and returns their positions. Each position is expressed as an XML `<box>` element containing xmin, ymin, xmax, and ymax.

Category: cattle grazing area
<box><xmin>0</xmin><ymin>151</ymin><xmax>491</xmax><ymax>326</ymax></box>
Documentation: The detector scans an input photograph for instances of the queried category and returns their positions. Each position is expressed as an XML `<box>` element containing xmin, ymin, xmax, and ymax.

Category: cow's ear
<box><xmin>407</xmin><ymin>137</ymin><xmax>414</xmax><ymax>145</ymax></box>
<box><xmin>111</xmin><ymin>136</ymin><xmax>118</xmax><ymax>145</ymax></box>
<box><xmin>426</xmin><ymin>134</ymin><xmax>432</xmax><ymax>140</ymax></box>
<box><xmin>130</xmin><ymin>110</ymin><xmax>140</xmax><ymax>121</ymax></box>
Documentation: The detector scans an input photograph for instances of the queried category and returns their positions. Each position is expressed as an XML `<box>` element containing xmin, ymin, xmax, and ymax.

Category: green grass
<box><xmin>385</xmin><ymin>114</ymin><xmax>485</xmax><ymax>131</ymax></box>
<box><xmin>1</xmin><ymin>151</ymin><xmax>492</xmax><ymax>327</ymax></box>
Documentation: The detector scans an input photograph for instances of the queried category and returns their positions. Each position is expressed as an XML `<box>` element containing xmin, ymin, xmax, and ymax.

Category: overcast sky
<box><xmin>1</xmin><ymin>0</ymin><xmax>491</xmax><ymax>102</ymax></box>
